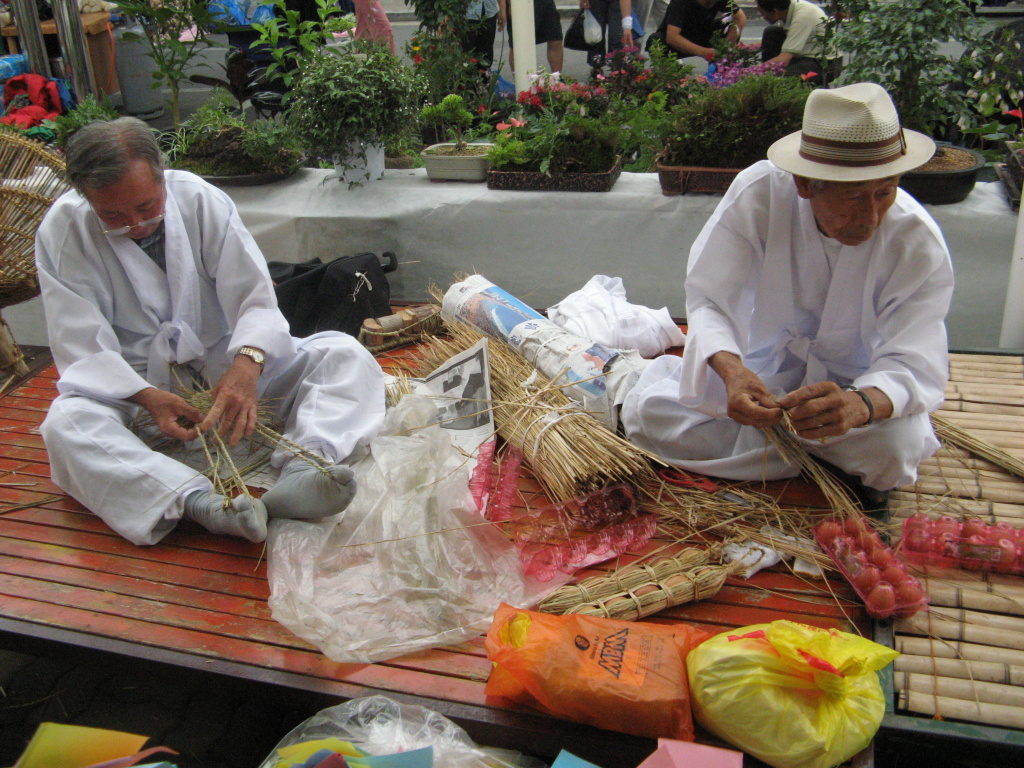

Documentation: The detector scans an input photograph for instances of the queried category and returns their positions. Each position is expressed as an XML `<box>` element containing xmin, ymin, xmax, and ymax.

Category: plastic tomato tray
<box><xmin>813</xmin><ymin>516</ymin><xmax>929</xmax><ymax>620</ymax></box>
<box><xmin>899</xmin><ymin>513</ymin><xmax>1024</xmax><ymax>574</ymax></box>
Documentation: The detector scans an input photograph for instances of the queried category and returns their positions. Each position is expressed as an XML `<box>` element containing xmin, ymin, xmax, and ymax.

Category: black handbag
<box><xmin>564</xmin><ymin>10</ymin><xmax>590</xmax><ymax>51</ymax></box>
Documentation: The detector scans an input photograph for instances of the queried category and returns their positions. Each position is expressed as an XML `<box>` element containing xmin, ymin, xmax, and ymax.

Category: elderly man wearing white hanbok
<box><xmin>623</xmin><ymin>83</ymin><xmax>954</xmax><ymax>498</ymax></box>
<box><xmin>36</xmin><ymin>118</ymin><xmax>385</xmax><ymax>546</ymax></box>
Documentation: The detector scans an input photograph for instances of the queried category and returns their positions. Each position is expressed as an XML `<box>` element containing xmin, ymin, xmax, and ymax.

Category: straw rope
<box><xmin>538</xmin><ymin>546</ymin><xmax>715</xmax><ymax>613</ymax></box>
<box><xmin>561</xmin><ymin>561</ymin><xmax>742</xmax><ymax>621</ymax></box>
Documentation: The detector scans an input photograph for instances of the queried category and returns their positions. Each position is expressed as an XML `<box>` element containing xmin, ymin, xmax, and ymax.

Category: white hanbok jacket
<box><xmin>36</xmin><ymin>170</ymin><xmax>297</xmax><ymax>398</ymax></box>
<box><xmin>623</xmin><ymin>161</ymin><xmax>954</xmax><ymax>484</ymax></box>
<box><xmin>675</xmin><ymin>160</ymin><xmax>953</xmax><ymax>418</ymax></box>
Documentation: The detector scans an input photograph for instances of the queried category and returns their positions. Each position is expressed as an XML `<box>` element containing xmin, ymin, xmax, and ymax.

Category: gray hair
<box><xmin>65</xmin><ymin>117</ymin><xmax>165</xmax><ymax>195</ymax></box>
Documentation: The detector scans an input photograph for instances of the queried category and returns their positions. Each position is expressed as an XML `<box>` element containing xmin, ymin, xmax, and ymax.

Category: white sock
<box><xmin>261</xmin><ymin>460</ymin><xmax>356</xmax><ymax>520</ymax></box>
<box><xmin>183</xmin><ymin>490</ymin><xmax>269</xmax><ymax>543</ymax></box>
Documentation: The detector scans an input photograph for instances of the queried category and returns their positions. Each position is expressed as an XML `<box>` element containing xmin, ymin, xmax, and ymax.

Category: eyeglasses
<box><xmin>100</xmin><ymin>213</ymin><xmax>165</xmax><ymax>237</ymax></box>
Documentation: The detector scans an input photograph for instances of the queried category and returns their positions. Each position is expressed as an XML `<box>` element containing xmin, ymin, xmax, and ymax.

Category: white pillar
<box><xmin>509</xmin><ymin>0</ymin><xmax>537</xmax><ymax>95</ymax></box>
<box><xmin>998</xmin><ymin>200</ymin><xmax>1024</xmax><ymax>348</ymax></box>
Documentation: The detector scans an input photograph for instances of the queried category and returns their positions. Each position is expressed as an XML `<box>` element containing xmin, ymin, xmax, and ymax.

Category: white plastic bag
<box><xmin>258</xmin><ymin>695</ymin><xmax>547</xmax><ymax>768</ymax></box>
<box><xmin>267</xmin><ymin>395</ymin><xmax>528</xmax><ymax>663</ymax></box>
<box><xmin>583</xmin><ymin>10</ymin><xmax>603</xmax><ymax>45</ymax></box>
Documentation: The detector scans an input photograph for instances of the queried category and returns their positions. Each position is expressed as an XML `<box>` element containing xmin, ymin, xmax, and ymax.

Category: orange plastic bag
<box><xmin>484</xmin><ymin>603</ymin><xmax>712</xmax><ymax>740</ymax></box>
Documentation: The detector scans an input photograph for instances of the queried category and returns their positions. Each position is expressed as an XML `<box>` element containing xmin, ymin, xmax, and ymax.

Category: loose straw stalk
<box><xmin>931</xmin><ymin>412</ymin><xmax>1024</xmax><ymax>481</ymax></box>
<box><xmin>763</xmin><ymin>417</ymin><xmax>861</xmax><ymax>518</ymax></box>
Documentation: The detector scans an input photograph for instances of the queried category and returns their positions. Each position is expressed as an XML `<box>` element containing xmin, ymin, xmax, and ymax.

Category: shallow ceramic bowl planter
<box><xmin>486</xmin><ymin>159</ymin><xmax>623</xmax><ymax>192</ymax></box>
<box><xmin>656</xmin><ymin>163</ymin><xmax>741</xmax><ymax>196</ymax></box>
<box><xmin>421</xmin><ymin>143</ymin><xmax>493</xmax><ymax>182</ymax></box>
<box><xmin>899</xmin><ymin>144</ymin><xmax>986</xmax><ymax>205</ymax></box>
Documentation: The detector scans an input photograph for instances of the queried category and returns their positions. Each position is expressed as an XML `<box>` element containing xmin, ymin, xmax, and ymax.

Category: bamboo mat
<box><xmin>890</xmin><ymin>352</ymin><xmax>1024</xmax><ymax>733</ymax></box>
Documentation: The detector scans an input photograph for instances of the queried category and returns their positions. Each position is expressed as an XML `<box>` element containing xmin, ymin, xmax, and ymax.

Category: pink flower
<box><xmin>510</xmin><ymin>117</ymin><xmax>526</xmax><ymax>127</ymax></box>
<box><xmin>496</xmin><ymin>122</ymin><xmax>511</xmax><ymax>131</ymax></box>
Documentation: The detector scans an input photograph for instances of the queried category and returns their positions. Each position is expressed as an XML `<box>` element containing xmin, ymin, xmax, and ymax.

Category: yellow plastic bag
<box><xmin>687</xmin><ymin>620</ymin><xmax>898</xmax><ymax>768</ymax></box>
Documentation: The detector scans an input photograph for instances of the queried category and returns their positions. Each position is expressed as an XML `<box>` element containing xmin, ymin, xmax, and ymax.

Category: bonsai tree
<box><xmin>660</xmin><ymin>75</ymin><xmax>810</xmax><ymax>169</ymax></box>
<box><xmin>166</xmin><ymin>91</ymin><xmax>303</xmax><ymax>178</ymax></box>
<box><xmin>487</xmin><ymin>110</ymin><xmax>622</xmax><ymax>175</ymax></box>
<box><xmin>420</xmin><ymin>94</ymin><xmax>477</xmax><ymax>152</ymax></box>
<box><xmin>286</xmin><ymin>47</ymin><xmax>423</xmax><ymax>174</ymax></box>
<box><xmin>835</xmin><ymin>0</ymin><xmax>1020</xmax><ymax>139</ymax></box>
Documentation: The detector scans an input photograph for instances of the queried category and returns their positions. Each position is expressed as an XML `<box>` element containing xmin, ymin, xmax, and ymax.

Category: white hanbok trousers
<box><xmin>622</xmin><ymin>361</ymin><xmax>939</xmax><ymax>491</ymax></box>
<box><xmin>42</xmin><ymin>334</ymin><xmax>385</xmax><ymax>545</ymax></box>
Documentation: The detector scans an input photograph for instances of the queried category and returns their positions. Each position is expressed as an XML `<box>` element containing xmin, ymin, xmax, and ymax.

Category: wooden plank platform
<box><xmin>0</xmin><ymin>346</ymin><xmax>868</xmax><ymax>767</ymax></box>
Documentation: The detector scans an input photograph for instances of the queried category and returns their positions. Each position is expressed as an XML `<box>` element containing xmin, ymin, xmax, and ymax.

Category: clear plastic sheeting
<box><xmin>258</xmin><ymin>695</ymin><xmax>548</xmax><ymax>768</ymax></box>
<box><xmin>267</xmin><ymin>395</ymin><xmax>529</xmax><ymax>663</ymax></box>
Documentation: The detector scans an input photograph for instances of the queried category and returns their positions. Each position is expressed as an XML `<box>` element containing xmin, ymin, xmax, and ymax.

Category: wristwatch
<box><xmin>236</xmin><ymin>346</ymin><xmax>265</xmax><ymax>369</ymax></box>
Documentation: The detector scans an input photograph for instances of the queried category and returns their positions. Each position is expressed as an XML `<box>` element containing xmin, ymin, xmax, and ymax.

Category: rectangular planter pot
<box><xmin>1004</xmin><ymin>140</ymin><xmax>1024</xmax><ymax>188</ymax></box>
<box><xmin>656</xmin><ymin>163</ymin><xmax>741</xmax><ymax>196</ymax></box>
<box><xmin>421</xmin><ymin>143</ymin><xmax>492</xmax><ymax>182</ymax></box>
<box><xmin>486</xmin><ymin>160</ymin><xmax>622</xmax><ymax>192</ymax></box>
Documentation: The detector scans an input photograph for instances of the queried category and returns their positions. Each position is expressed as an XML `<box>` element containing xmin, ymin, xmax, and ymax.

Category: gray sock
<box><xmin>261</xmin><ymin>461</ymin><xmax>357</xmax><ymax>520</ymax></box>
<box><xmin>183</xmin><ymin>490</ymin><xmax>269</xmax><ymax>543</ymax></box>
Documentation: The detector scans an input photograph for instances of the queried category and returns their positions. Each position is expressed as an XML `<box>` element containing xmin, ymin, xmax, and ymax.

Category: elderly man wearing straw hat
<box><xmin>35</xmin><ymin>118</ymin><xmax>385</xmax><ymax>546</ymax></box>
<box><xmin>622</xmin><ymin>83</ymin><xmax>954</xmax><ymax>500</ymax></box>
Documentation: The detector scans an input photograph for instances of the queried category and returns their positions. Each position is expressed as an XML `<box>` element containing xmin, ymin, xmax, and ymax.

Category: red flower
<box><xmin>801</xmin><ymin>71</ymin><xmax>819</xmax><ymax>81</ymax></box>
<box><xmin>1007</xmin><ymin>108</ymin><xmax>1024</xmax><ymax>119</ymax></box>
<box><xmin>470</xmin><ymin>58</ymin><xmax>478</xmax><ymax>63</ymax></box>
<box><xmin>478</xmin><ymin>104</ymin><xmax>487</xmax><ymax>114</ymax></box>
<box><xmin>413</xmin><ymin>54</ymin><xmax>423</xmax><ymax>64</ymax></box>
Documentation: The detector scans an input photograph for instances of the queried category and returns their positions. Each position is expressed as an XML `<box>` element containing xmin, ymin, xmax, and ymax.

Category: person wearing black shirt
<box><xmin>649</xmin><ymin>0</ymin><xmax>744</xmax><ymax>59</ymax></box>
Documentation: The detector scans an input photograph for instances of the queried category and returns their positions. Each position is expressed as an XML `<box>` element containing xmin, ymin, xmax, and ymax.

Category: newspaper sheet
<box><xmin>442</xmin><ymin>275</ymin><xmax>646</xmax><ymax>429</ymax></box>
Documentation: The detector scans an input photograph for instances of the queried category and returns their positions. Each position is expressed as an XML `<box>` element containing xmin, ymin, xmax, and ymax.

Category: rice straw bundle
<box><xmin>931</xmin><ymin>412</ymin><xmax>1024</xmax><ymax>481</ymax></box>
<box><xmin>135</xmin><ymin>381</ymin><xmax>330</xmax><ymax>507</ymax></box>
<box><xmin>410</xmin><ymin>318</ymin><xmax>657</xmax><ymax>502</ymax></box>
<box><xmin>763</xmin><ymin>420</ymin><xmax>861</xmax><ymax>518</ymax></box>
<box><xmin>895</xmin><ymin>671</ymin><xmax>1024</xmax><ymax>708</ymax></box>
<box><xmin>895</xmin><ymin>653</ymin><xmax>1024</xmax><ymax>686</ymax></box>
<box><xmin>559</xmin><ymin>560</ymin><xmax>743</xmax><ymax>621</ymax></box>
<box><xmin>538</xmin><ymin>546</ymin><xmax>715</xmax><ymax>613</ymax></box>
<box><xmin>896</xmin><ymin>614</ymin><xmax>1024</xmax><ymax>651</ymax></box>
<box><xmin>897</xmin><ymin>689</ymin><xmax>1024</xmax><ymax>731</ymax></box>
<box><xmin>895</xmin><ymin>635</ymin><xmax>1024</xmax><ymax>666</ymax></box>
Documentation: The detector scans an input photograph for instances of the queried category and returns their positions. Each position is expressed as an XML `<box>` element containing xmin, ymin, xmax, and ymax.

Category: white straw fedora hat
<box><xmin>767</xmin><ymin>83</ymin><xmax>935</xmax><ymax>182</ymax></box>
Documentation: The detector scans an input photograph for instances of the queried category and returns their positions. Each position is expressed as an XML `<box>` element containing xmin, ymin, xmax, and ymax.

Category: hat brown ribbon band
<box><xmin>798</xmin><ymin>130</ymin><xmax>907</xmax><ymax>168</ymax></box>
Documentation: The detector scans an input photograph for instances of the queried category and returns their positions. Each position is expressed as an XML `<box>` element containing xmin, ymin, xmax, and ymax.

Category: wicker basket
<box><xmin>656</xmin><ymin>163</ymin><xmax>740</xmax><ymax>196</ymax></box>
<box><xmin>0</xmin><ymin>129</ymin><xmax>71</xmax><ymax>378</ymax></box>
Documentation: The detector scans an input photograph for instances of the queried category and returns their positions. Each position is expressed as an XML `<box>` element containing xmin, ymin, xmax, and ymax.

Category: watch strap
<box><xmin>237</xmin><ymin>345</ymin><xmax>265</xmax><ymax>368</ymax></box>
<box><xmin>845</xmin><ymin>385</ymin><xmax>874</xmax><ymax>426</ymax></box>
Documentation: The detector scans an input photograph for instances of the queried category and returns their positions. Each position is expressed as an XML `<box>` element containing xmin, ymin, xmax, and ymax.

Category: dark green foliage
<box><xmin>167</xmin><ymin>92</ymin><xmax>302</xmax><ymax>177</ymax></box>
<box><xmin>660</xmin><ymin>75</ymin><xmax>810</xmax><ymax>169</ymax></box>
<box><xmin>286</xmin><ymin>48</ymin><xmax>423</xmax><ymax>159</ymax></box>
<box><xmin>43</xmin><ymin>94</ymin><xmax>120</xmax><ymax>148</ymax></box>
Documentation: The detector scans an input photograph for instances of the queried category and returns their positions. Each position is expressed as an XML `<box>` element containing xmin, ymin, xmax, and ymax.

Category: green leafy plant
<box><xmin>166</xmin><ymin>91</ymin><xmax>303</xmax><ymax>177</ymax></box>
<box><xmin>420</xmin><ymin>94</ymin><xmax>479</xmax><ymax>152</ymax></box>
<box><xmin>660</xmin><ymin>75</ymin><xmax>810</xmax><ymax>169</ymax></box>
<box><xmin>835</xmin><ymin>0</ymin><xmax>1020</xmax><ymax>139</ymax></box>
<box><xmin>407</xmin><ymin>26</ymin><xmax>491</xmax><ymax>114</ymax></box>
<box><xmin>43</xmin><ymin>94</ymin><xmax>120</xmax><ymax>147</ymax></box>
<box><xmin>487</xmin><ymin>111</ymin><xmax>621</xmax><ymax>175</ymax></box>
<box><xmin>113</xmin><ymin>0</ymin><xmax>220</xmax><ymax>128</ymax></box>
<box><xmin>286</xmin><ymin>47</ymin><xmax>423</xmax><ymax>171</ymax></box>
<box><xmin>250</xmin><ymin>0</ymin><xmax>343</xmax><ymax>93</ymax></box>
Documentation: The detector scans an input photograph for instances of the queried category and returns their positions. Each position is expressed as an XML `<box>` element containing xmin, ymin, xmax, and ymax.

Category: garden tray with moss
<box><xmin>486</xmin><ymin>160</ymin><xmax>622</xmax><ymax>192</ymax></box>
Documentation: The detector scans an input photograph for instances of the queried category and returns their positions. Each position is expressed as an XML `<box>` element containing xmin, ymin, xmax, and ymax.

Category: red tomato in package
<box><xmin>484</xmin><ymin>603</ymin><xmax>712</xmax><ymax>740</ymax></box>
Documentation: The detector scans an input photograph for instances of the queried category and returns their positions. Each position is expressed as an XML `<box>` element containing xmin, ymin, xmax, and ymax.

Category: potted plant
<box><xmin>419</xmin><ymin>94</ymin><xmax>493</xmax><ymax>182</ymax></box>
<box><xmin>834</xmin><ymin>0</ymin><xmax>1020</xmax><ymax>204</ymax></box>
<box><xmin>656</xmin><ymin>74</ymin><xmax>809</xmax><ymax>195</ymax></box>
<box><xmin>485</xmin><ymin>111</ymin><xmax>623</xmax><ymax>192</ymax></box>
<box><xmin>110</xmin><ymin>0</ymin><xmax>220</xmax><ymax>128</ymax></box>
<box><xmin>166</xmin><ymin>91</ymin><xmax>303</xmax><ymax>184</ymax></box>
<box><xmin>285</xmin><ymin>46</ymin><xmax>422</xmax><ymax>186</ymax></box>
